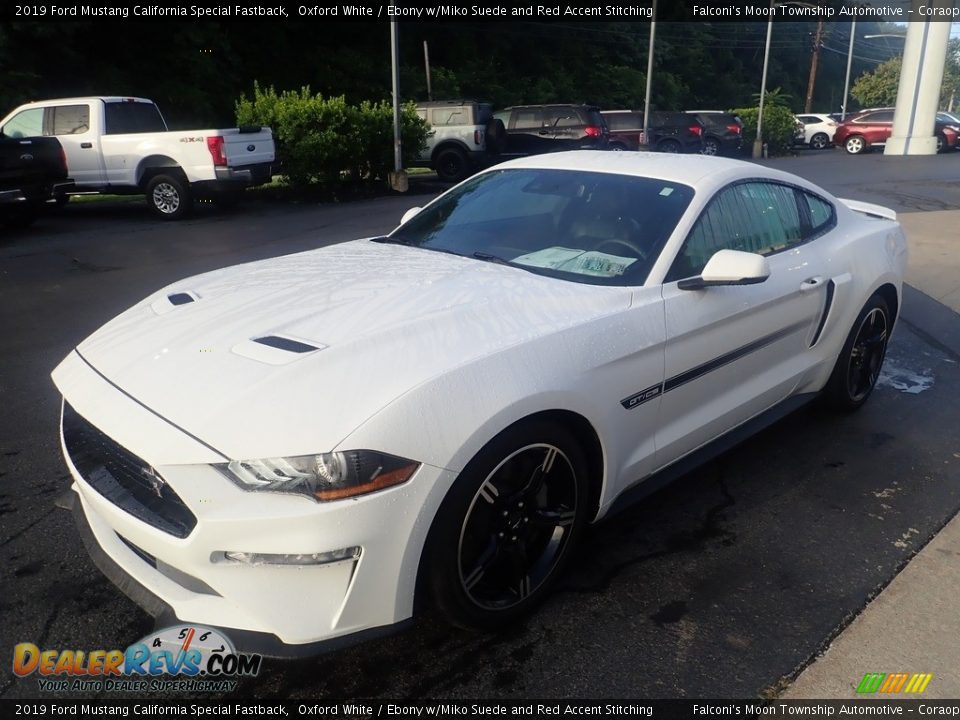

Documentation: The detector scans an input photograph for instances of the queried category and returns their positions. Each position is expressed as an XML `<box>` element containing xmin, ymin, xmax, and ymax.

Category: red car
<box><xmin>835</xmin><ymin>108</ymin><xmax>959</xmax><ymax>154</ymax></box>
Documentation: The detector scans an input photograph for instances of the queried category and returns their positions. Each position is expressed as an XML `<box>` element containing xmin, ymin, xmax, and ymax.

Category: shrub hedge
<box><xmin>236</xmin><ymin>83</ymin><xmax>428</xmax><ymax>191</ymax></box>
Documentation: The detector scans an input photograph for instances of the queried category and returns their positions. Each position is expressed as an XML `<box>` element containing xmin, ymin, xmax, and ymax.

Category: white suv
<box><xmin>414</xmin><ymin>100</ymin><xmax>501</xmax><ymax>182</ymax></box>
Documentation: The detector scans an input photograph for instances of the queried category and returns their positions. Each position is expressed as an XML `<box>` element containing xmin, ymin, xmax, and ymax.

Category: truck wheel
<box><xmin>435</xmin><ymin>148</ymin><xmax>469</xmax><ymax>183</ymax></box>
<box><xmin>146</xmin><ymin>173</ymin><xmax>191</xmax><ymax>220</ymax></box>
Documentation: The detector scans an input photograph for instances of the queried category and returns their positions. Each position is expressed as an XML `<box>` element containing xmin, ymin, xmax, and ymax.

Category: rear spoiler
<box><xmin>838</xmin><ymin>198</ymin><xmax>897</xmax><ymax>222</ymax></box>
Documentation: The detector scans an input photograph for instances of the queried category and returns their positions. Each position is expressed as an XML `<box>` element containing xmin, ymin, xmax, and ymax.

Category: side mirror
<box><xmin>399</xmin><ymin>206</ymin><xmax>422</xmax><ymax>226</ymax></box>
<box><xmin>678</xmin><ymin>249</ymin><xmax>770</xmax><ymax>290</ymax></box>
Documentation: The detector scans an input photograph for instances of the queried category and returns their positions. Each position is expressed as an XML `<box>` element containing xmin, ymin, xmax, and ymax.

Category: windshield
<box><xmin>387</xmin><ymin>168</ymin><xmax>695</xmax><ymax>286</ymax></box>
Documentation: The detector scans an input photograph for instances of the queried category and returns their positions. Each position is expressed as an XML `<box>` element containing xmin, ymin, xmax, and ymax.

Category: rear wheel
<box><xmin>609</xmin><ymin>142</ymin><xmax>628</xmax><ymax>152</ymax></box>
<box><xmin>424</xmin><ymin>420</ymin><xmax>589</xmax><ymax>630</ymax></box>
<box><xmin>936</xmin><ymin>133</ymin><xmax>946</xmax><ymax>154</ymax></box>
<box><xmin>701</xmin><ymin>137</ymin><xmax>721</xmax><ymax>156</ymax></box>
<box><xmin>823</xmin><ymin>294</ymin><xmax>891</xmax><ymax>411</ymax></box>
<box><xmin>810</xmin><ymin>132</ymin><xmax>830</xmax><ymax>150</ymax></box>
<box><xmin>434</xmin><ymin>147</ymin><xmax>469</xmax><ymax>183</ymax></box>
<box><xmin>844</xmin><ymin>135</ymin><xmax>867</xmax><ymax>155</ymax></box>
<box><xmin>145</xmin><ymin>173</ymin><xmax>191</xmax><ymax>220</ymax></box>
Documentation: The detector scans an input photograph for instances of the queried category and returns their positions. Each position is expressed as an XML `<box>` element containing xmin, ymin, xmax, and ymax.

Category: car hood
<box><xmin>72</xmin><ymin>239</ymin><xmax>630</xmax><ymax>460</ymax></box>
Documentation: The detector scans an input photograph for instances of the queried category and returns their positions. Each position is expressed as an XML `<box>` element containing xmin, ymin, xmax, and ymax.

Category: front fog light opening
<box><xmin>211</xmin><ymin>546</ymin><xmax>361</xmax><ymax>566</ymax></box>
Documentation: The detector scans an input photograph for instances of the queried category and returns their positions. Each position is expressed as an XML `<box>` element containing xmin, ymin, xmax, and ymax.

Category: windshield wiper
<box><xmin>472</xmin><ymin>251</ymin><xmax>517</xmax><ymax>267</ymax></box>
<box><xmin>371</xmin><ymin>235</ymin><xmax>416</xmax><ymax>246</ymax></box>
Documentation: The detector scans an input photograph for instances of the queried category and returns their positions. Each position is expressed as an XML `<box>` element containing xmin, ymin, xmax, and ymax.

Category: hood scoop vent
<box><xmin>151</xmin><ymin>291</ymin><xmax>199</xmax><ymax>315</ymax></box>
<box><xmin>168</xmin><ymin>293</ymin><xmax>195</xmax><ymax>306</ymax></box>
<box><xmin>232</xmin><ymin>335</ymin><xmax>327</xmax><ymax>366</ymax></box>
<box><xmin>253</xmin><ymin>336</ymin><xmax>319</xmax><ymax>354</ymax></box>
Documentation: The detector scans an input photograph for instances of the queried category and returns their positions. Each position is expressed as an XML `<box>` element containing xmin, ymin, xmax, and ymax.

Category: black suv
<box><xmin>602</xmin><ymin>110</ymin><xmax>705</xmax><ymax>153</ymax></box>
<box><xmin>685</xmin><ymin>111</ymin><xmax>744</xmax><ymax>156</ymax></box>
<box><xmin>494</xmin><ymin>104</ymin><xmax>609</xmax><ymax>156</ymax></box>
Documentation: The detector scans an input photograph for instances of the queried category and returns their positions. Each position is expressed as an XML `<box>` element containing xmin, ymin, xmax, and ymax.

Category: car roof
<box><xmin>486</xmin><ymin>150</ymin><xmax>817</xmax><ymax>191</ymax></box>
<box><xmin>15</xmin><ymin>96</ymin><xmax>154</xmax><ymax>105</ymax></box>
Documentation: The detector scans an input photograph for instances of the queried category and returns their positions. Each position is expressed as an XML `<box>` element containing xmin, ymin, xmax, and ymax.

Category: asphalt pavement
<box><xmin>1</xmin><ymin>151</ymin><xmax>959</xmax><ymax>700</ymax></box>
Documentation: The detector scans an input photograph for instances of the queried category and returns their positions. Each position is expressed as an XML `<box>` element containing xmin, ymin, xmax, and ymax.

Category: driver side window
<box><xmin>666</xmin><ymin>181</ymin><xmax>802</xmax><ymax>282</ymax></box>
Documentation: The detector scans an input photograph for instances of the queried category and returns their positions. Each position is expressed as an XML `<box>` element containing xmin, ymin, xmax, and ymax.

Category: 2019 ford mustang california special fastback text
<box><xmin>52</xmin><ymin>151</ymin><xmax>907</xmax><ymax>655</ymax></box>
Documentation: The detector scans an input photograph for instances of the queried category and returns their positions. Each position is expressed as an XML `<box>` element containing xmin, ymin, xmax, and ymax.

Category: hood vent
<box><xmin>167</xmin><ymin>293</ymin><xmax>195</xmax><ymax>306</ymax></box>
<box><xmin>233</xmin><ymin>335</ymin><xmax>326</xmax><ymax>365</ymax></box>
<box><xmin>253</xmin><ymin>336</ymin><xmax>320</xmax><ymax>354</ymax></box>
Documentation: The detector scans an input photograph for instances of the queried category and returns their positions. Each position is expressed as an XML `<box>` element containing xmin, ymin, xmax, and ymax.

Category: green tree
<box><xmin>853</xmin><ymin>41</ymin><xmax>960</xmax><ymax>110</ymax></box>
<box><xmin>851</xmin><ymin>56</ymin><xmax>902</xmax><ymax>108</ymax></box>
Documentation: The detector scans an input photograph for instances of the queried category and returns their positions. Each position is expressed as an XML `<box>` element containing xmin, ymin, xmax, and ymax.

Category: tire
<box><xmin>145</xmin><ymin>173</ymin><xmax>191</xmax><ymax>220</ymax></box>
<box><xmin>701</xmin><ymin>137</ymin><xmax>721</xmax><ymax>156</ymax></box>
<box><xmin>822</xmin><ymin>294</ymin><xmax>891</xmax><ymax>412</ymax></box>
<box><xmin>53</xmin><ymin>192</ymin><xmax>70</xmax><ymax>208</ymax></box>
<box><xmin>609</xmin><ymin>142</ymin><xmax>628</xmax><ymax>152</ymax></box>
<box><xmin>810</xmin><ymin>132</ymin><xmax>830</xmax><ymax>150</ymax></box>
<box><xmin>936</xmin><ymin>133</ymin><xmax>946</xmax><ymax>154</ymax></box>
<box><xmin>434</xmin><ymin>147</ymin><xmax>469</xmax><ymax>183</ymax></box>
<box><xmin>423</xmin><ymin>419</ymin><xmax>590</xmax><ymax>630</ymax></box>
<box><xmin>485</xmin><ymin>119</ymin><xmax>506</xmax><ymax>156</ymax></box>
<box><xmin>844</xmin><ymin>135</ymin><xmax>867</xmax><ymax>155</ymax></box>
<box><xmin>657</xmin><ymin>139</ymin><xmax>682</xmax><ymax>154</ymax></box>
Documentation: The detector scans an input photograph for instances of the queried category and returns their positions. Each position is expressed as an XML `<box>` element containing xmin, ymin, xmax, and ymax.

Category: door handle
<box><xmin>800</xmin><ymin>276</ymin><xmax>825</xmax><ymax>292</ymax></box>
<box><xmin>80</xmin><ymin>142</ymin><xmax>92</xmax><ymax>148</ymax></box>
<box><xmin>538</xmin><ymin>129</ymin><xmax>550</xmax><ymax>135</ymax></box>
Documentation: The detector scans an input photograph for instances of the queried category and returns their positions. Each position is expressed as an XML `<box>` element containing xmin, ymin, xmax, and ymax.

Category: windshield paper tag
<box><xmin>513</xmin><ymin>247</ymin><xmax>637</xmax><ymax>277</ymax></box>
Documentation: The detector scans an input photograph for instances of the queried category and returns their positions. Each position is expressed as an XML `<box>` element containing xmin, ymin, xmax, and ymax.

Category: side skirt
<box><xmin>603</xmin><ymin>392</ymin><xmax>818</xmax><ymax>520</ymax></box>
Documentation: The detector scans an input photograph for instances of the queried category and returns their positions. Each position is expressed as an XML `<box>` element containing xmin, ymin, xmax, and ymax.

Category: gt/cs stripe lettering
<box><xmin>620</xmin><ymin>383</ymin><xmax>663</xmax><ymax>409</ymax></box>
<box><xmin>620</xmin><ymin>321</ymin><xmax>809</xmax><ymax>410</ymax></box>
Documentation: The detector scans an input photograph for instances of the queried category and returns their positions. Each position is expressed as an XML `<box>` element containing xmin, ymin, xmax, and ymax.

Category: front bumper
<box><xmin>52</xmin><ymin>351</ymin><xmax>453</xmax><ymax>655</ymax></box>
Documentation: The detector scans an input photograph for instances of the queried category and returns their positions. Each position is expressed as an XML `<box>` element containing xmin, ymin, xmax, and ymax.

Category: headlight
<box><xmin>215</xmin><ymin>450</ymin><xmax>419</xmax><ymax>502</ymax></box>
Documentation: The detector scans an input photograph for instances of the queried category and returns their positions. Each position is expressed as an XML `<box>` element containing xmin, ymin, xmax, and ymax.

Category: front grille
<box><xmin>62</xmin><ymin>402</ymin><xmax>197</xmax><ymax>538</ymax></box>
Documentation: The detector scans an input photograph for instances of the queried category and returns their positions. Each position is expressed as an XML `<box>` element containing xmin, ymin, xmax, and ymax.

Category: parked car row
<box><xmin>796</xmin><ymin>108</ymin><xmax>960</xmax><ymax>155</ymax></box>
<box><xmin>413</xmin><ymin>100</ymin><xmax>747</xmax><ymax>182</ymax></box>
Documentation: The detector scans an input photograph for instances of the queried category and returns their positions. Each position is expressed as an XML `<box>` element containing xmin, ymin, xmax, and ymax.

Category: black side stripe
<box><xmin>620</xmin><ymin>320</ymin><xmax>809</xmax><ymax>410</ymax></box>
<box><xmin>74</xmin><ymin>350</ymin><xmax>230</xmax><ymax>461</ymax></box>
<box><xmin>809</xmin><ymin>280</ymin><xmax>835</xmax><ymax>348</ymax></box>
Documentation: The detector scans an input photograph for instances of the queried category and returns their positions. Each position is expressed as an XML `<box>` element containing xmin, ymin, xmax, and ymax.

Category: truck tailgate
<box><xmin>220</xmin><ymin>128</ymin><xmax>274</xmax><ymax>167</ymax></box>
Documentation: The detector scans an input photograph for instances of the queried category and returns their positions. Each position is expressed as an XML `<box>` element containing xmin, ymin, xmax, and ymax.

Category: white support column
<box><xmin>885</xmin><ymin>0</ymin><xmax>951</xmax><ymax>156</ymax></box>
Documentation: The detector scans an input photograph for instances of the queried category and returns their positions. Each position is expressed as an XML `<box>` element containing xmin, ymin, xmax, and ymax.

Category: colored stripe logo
<box><xmin>857</xmin><ymin>672</ymin><xmax>932</xmax><ymax>694</ymax></box>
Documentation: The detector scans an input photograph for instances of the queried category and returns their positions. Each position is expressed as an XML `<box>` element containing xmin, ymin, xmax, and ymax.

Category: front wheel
<box><xmin>424</xmin><ymin>420</ymin><xmax>590</xmax><ymax>630</ymax></box>
<box><xmin>145</xmin><ymin>173</ymin><xmax>192</xmax><ymax>220</ymax></box>
<box><xmin>657</xmin><ymin>139</ymin><xmax>682</xmax><ymax>154</ymax></box>
<box><xmin>823</xmin><ymin>294</ymin><xmax>891</xmax><ymax>411</ymax></box>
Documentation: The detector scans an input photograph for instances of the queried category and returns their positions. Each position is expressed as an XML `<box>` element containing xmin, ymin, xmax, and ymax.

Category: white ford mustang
<box><xmin>53</xmin><ymin>151</ymin><xmax>907</xmax><ymax>655</ymax></box>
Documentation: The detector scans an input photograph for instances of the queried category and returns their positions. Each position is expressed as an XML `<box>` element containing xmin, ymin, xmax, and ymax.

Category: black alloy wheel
<box><xmin>424</xmin><ymin>421</ymin><xmax>588</xmax><ymax>629</ymax></box>
<box><xmin>824</xmin><ymin>294</ymin><xmax>891</xmax><ymax>411</ymax></box>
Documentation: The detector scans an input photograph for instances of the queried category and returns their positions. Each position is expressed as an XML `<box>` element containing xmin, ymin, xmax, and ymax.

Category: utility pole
<box><xmin>804</xmin><ymin>20</ymin><xmax>825</xmax><ymax>113</ymax></box>
<box><xmin>423</xmin><ymin>41</ymin><xmax>432</xmax><ymax>101</ymax></box>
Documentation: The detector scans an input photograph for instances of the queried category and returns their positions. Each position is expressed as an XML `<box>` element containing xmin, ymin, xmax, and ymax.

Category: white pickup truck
<box><xmin>0</xmin><ymin>97</ymin><xmax>275</xmax><ymax>220</ymax></box>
